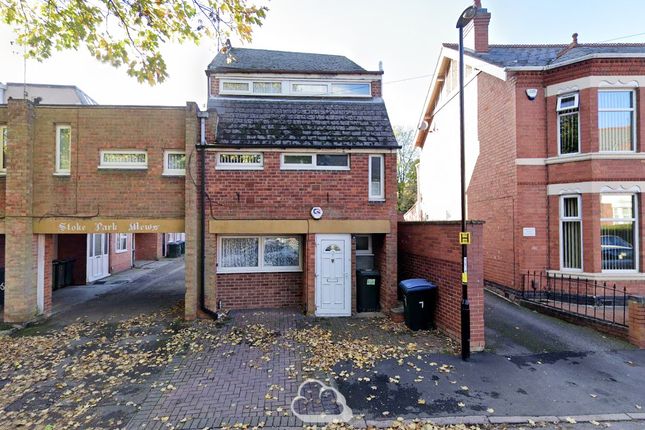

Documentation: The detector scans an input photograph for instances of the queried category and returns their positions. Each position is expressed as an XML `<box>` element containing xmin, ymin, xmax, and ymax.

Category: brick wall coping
<box><xmin>0</xmin><ymin>103</ymin><xmax>189</xmax><ymax>110</ymax></box>
<box><xmin>399</xmin><ymin>220</ymin><xmax>485</xmax><ymax>226</ymax></box>
<box><xmin>629</xmin><ymin>296</ymin><xmax>645</xmax><ymax>304</ymax></box>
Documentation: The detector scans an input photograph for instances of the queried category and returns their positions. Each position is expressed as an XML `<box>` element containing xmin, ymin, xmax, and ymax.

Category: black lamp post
<box><xmin>456</xmin><ymin>4</ymin><xmax>477</xmax><ymax>361</ymax></box>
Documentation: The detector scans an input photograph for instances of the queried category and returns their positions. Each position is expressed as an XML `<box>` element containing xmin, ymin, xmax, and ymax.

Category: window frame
<box><xmin>219</xmin><ymin>79</ymin><xmax>371</xmax><ymax>98</ymax></box>
<box><xmin>355</xmin><ymin>234</ymin><xmax>373</xmax><ymax>256</ymax></box>
<box><xmin>368</xmin><ymin>154</ymin><xmax>385</xmax><ymax>201</ymax></box>
<box><xmin>216</xmin><ymin>152</ymin><xmax>264</xmax><ymax>170</ymax></box>
<box><xmin>55</xmin><ymin>124</ymin><xmax>72</xmax><ymax>175</ymax></box>
<box><xmin>559</xmin><ymin>194</ymin><xmax>583</xmax><ymax>272</ymax></box>
<box><xmin>115</xmin><ymin>233</ymin><xmax>128</xmax><ymax>253</ymax></box>
<box><xmin>99</xmin><ymin>150</ymin><xmax>148</xmax><ymax>170</ymax></box>
<box><xmin>217</xmin><ymin>235</ymin><xmax>303</xmax><ymax>274</ymax></box>
<box><xmin>163</xmin><ymin>150</ymin><xmax>186</xmax><ymax>176</ymax></box>
<box><xmin>0</xmin><ymin>125</ymin><xmax>6</xmax><ymax>174</ymax></box>
<box><xmin>600</xmin><ymin>193</ymin><xmax>639</xmax><ymax>273</ymax></box>
<box><xmin>556</xmin><ymin>93</ymin><xmax>581</xmax><ymax>156</ymax></box>
<box><xmin>280</xmin><ymin>153</ymin><xmax>350</xmax><ymax>171</ymax></box>
<box><xmin>598</xmin><ymin>89</ymin><xmax>636</xmax><ymax>153</ymax></box>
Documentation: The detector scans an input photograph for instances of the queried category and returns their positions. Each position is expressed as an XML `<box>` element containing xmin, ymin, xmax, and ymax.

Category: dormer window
<box><xmin>219</xmin><ymin>78</ymin><xmax>371</xmax><ymax>98</ymax></box>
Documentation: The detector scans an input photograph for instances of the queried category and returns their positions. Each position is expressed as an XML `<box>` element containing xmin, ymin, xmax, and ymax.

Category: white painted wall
<box><xmin>415</xmin><ymin>74</ymin><xmax>480</xmax><ymax>221</ymax></box>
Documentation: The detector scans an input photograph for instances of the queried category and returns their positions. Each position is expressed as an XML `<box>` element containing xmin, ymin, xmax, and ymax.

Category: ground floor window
<box><xmin>601</xmin><ymin>194</ymin><xmax>637</xmax><ymax>271</ymax></box>
<box><xmin>560</xmin><ymin>195</ymin><xmax>582</xmax><ymax>270</ymax></box>
<box><xmin>217</xmin><ymin>236</ymin><xmax>302</xmax><ymax>273</ymax></box>
<box><xmin>115</xmin><ymin>233</ymin><xmax>128</xmax><ymax>252</ymax></box>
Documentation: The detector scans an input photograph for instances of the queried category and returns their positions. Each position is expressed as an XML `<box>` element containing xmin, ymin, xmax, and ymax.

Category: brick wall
<box><xmin>109</xmin><ymin>233</ymin><xmax>132</xmax><ymax>273</ymax></box>
<box><xmin>469</xmin><ymin>73</ymin><xmax>518</xmax><ymax>288</ymax></box>
<box><xmin>628</xmin><ymin>297</ymin><xmax>645</xmax><ymax>348</ymax></box>
<box><xmin>135</xmin><ymin>233</ymin><xmax>163</xmax><ymax>260</ymax></box>
<box><xmin>0</xmin><ymin>235</ymin><xmax>4</xmax><ymax>268</ymax></box>
<box><xmin>398</xmin><ymin>221</ymin><xmax>485</xmax><ymax>352</ymax></box>
<box><xmin>217</xmin><ymin>271</ymin><xmax>303</xmax><ymax>310</ymax></box>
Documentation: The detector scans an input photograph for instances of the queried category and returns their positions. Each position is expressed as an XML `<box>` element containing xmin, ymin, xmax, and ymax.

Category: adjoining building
<box><xmin>412</xmin><ymin>0</ymin><xmax>645</xmax><ymax>295</ymax></box>
<box><xmin>0</xmin><ymin>47</ymin><xmax>399</xmax><ymax>322</ymax></box>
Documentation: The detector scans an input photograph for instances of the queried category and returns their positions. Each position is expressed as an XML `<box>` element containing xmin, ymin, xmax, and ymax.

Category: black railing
<box><xmin>521</xmin><ymin>271</ymin><xmax>628</xmax><ymax>327</ymax></box>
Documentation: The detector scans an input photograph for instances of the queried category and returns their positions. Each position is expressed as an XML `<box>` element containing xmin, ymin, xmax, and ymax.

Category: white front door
<box><xmin>315</xmin><ymin>234</ymin><xmax>351</xmax><ymax>317</ymax></box>
<box><xmin>87</xmin><ymin>234</ymin><xmax>109</xmax><ymax>282</ymax></box>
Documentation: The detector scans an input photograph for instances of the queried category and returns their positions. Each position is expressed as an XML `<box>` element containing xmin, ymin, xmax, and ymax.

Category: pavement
<box><xmin>334</xmin><ymin>291</ymin><xmax>645</xmax><ymax>428</ymax></box>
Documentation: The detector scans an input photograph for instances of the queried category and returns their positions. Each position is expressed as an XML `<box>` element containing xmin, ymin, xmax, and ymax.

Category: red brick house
<box><xmin>413</xmin><ymin>1</ymin><xmax>645</xmax><ymax>295</ymax></box>
<box><xmin>201</xmin><ymin>47</ymin><xmax>399</xmax><ymax>316</ymax></box>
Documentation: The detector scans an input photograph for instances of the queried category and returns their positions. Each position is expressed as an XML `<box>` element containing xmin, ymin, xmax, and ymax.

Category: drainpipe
<box><xmin>197</xmin><ymin>110</ymin><xmax>218</xmax><ymax>319</ymax></box>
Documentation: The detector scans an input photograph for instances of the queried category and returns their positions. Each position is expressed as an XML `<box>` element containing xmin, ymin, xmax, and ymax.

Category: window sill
<box><xmin>217</xmin><ymin>268</ymin><xmax>303</xmax><ymax>275</ymax></box>
<box><xmin>545</xmin><ymin>152</ymin><xmax>645</xmax><ymax>165</ymax></box>
<box><xmin>162</xmin><ymin>172</ymin><xmax>186</xmax><ymax>177</ymax></box>
<box><xmin>98</xmin><ymin>166</ymin><xmax>148</xmax><ymax>170</ymax></box>
<box><xmin>216</xmin><ymin>166</ymin><xmax>264</xmax><ymax>171</ymax></box>
<box><xmin>368</xmin><ymin>198</ymin><xmax>386</xmax><ymax>203</ymax></box>
<box><xmin>53</xmin><ymin>172</ymin><xmax>71</xmax><ymax>177</ymax></box>
<box><xmin>548</xmin><ymin>269</ymin><xmax>645</xmax><ymax>281</ymax></box>
<box><xmin>115</xmin><ymin>249</ymin><xmax>129</xmax><ymax>254</ymax></box>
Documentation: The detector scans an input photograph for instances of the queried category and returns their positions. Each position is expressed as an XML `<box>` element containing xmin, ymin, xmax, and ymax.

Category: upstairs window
<box><xmin>55</xmin><ymin>125</ymin><xmax>71</xmax><ymax>174</ymax></box>
<box><xmin>556</xmin><ymin>93</ymin><xmax>579</xmax><ymax>155</ymax></box>
<box><xmin>99</xmin><ymin>150</ymin><xmax>148</xmax><ymax>169</ymax></box>
<box><xmin>164</xmin><ymin>150</ymin><xmax>186</xmax><ymax>176</ymax></box>
<box><xmin>280</xmin><ymin>153</ymin><xmax>349</xmax><ymax>170</ymax></box>
<box><xmin>219</xmin><ymin>79</ymin><xmax>371</xmax><ymax>98</ymax></box>
<box><xmin>0</xmin><ymin>125</ymin><xmax>6</xmax><ymax>173</ymax></box>
<box><xmin>560</xmin><ymin>195</ymin><xmax>582</xmax><ymax>270</ymax></box>
<box><xmin>292</xmin><ymin>83</ymin><xmax>328</xmax><ymax>95</ymax></box>
<box><xmin>253</xmin><ymin>81</ymin><xmax>282</xmax><ymax>94</ymax></box>
<box><xmin>222</xmin><ymin>81</ymin><xmax>250</xmax><ymax>93</ymax></box>
<box><xmin>368</xmin><ymin>154</ymin><xmax>385</xmax><ymax>201</ymax></box>
<box><xmin>331</xmin><ymin>83</ymin><xmax>371</xmax><ymax>96</ymax></box>
<box><xmin>217</xmin><ymin>152</ymin><xmax>263</xmax><ymax>170</ymax></box>
<box><xmin>599</xmin><ymin>90</ymin><xmax>635</xmax><ymax>152</ymax></box>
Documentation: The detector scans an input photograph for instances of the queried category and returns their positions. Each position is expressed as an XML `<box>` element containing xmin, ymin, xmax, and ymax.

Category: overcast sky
<box><xmin>2</xmin><ymin>0</ymin><xmax>645</xmax><ymax>129</ymax></box>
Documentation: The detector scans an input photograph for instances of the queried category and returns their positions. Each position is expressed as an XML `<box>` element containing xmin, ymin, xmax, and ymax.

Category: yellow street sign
<box><xmin>459</xmin><ymin>232</ymin><xmax>471</xmax><ymax>245</ymax></box>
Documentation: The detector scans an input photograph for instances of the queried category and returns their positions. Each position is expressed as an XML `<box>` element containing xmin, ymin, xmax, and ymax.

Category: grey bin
<box><xmin>167</xmin><ymin>242</ymin><xmax>182</xmax><ymax>258</ymax></box>
<box><xmin>399</xmin><ymin>279</ymin><xmax>438</xmax><ymax>331</ymax></box>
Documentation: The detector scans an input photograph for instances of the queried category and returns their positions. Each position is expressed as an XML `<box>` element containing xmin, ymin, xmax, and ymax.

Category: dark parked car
<box><xmin>601</xmin><ymin>235</ymin><xmax>634</xmax><ymax>270</ymax></box>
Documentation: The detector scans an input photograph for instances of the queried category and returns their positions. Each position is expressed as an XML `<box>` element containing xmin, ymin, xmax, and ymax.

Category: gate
<box><xmin>521</xmin><ymin>271</ymin><xmax>628</xmax><ymax>327</ymax></box>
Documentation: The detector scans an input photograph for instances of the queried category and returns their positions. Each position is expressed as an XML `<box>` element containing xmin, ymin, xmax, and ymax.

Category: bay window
<box><xmin>598</xmin><ymin>90</ymin><xmax>635</xmax><ymax>152</ymax></box>
<box><xmin>601</xmin><ymin>194</ymin><xmax>637</xmax><ymax>271</ymax></box>
<box><xmin>557</xmin><ymin>93</ymin><xmax>580</xmax><ymax>155</ymax></box>
<box><xmin>560</xmin><ymin>195</ymin><xmax>582</xmax><ymax>270</ymax></box>
<box><xmin>218</xmin><ymin>236</ymin><xmax>302</xmax><ymax>273</ymax></box>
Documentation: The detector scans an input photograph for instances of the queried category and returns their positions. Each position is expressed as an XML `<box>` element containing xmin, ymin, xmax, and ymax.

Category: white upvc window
<box><xmin>219</xmin><ymin>78</ymin><xmax>372</xmax><ymax>98</ymax></box>
<box><xmin>601</xmin><ymin>193</ymin><xmax>638</xmax><ymax>272</ymax></box>
<box><xmin>217</xmin><ymin>152</ymin><xmax>264</xmax><ymax>170</ymax></box>
<box><xmin>280</xmin><ymin>153</ymin><xmax>350</xmax><ymax>170</ymax></box>
<box><xmin>0</xmin><ymin>125</ymin><xmax>6</xmax><ymax>174</ymax></box>
<box><xmin>557</xmin><ymin>93</ymin><xmax>580</xmax><ymax>155</ymax></box>
<box><xmin>163</xmin><ymin>150</ymin><xmax>186</xmax><ymax>176</ymax></box>
<box><xmin>99</xmin><ymin>150</ymin><xmax>148</xmax><ymax>170</ymax></box>
<box><xmin>598</xmin><ymin>90</ymin><xmax>636</xmax><ymax>152</ymax></box>
<box><xmin>217</xmin><ymin>236</ymin><xmax>302</xmax><ymax>273</ymax></box>
<box><xmin>355</xmin><ymin>234</ymin><xmax>373</xmax><ymax>255</ymax></box>
<box><xmin>115</xmin><ymin>233</ymin><xmax>128</xmax><ymax>253</ymax></box>
<box><xmin>368</xmin><ymin>154</ymin><xmax>385</xmax><ymax>201</ymax></box>
<box><xmin>560</xmin><ymin>195</ymin><xmax>583</xmax><ymax>271</ymax></box>
<box><xmin>55</xmin><ymin>125</ymin><xmax>72</xmax><ymax>174</ymax></box>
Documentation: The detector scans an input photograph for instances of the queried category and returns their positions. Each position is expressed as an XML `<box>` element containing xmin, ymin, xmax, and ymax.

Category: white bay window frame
<box><xmin>217</xmin><ymin>235</ymin><xmax>303</xmax><ymax>274</ymax></box>
<box><xmin>560</xmin><ymin>194</ymin><xmax>583</xmax><ymax>271</ymax></box>
<box><xmin>598</xmin><ymin>89</ymin><xmax>636</xmax><ymax>153</ymax></box>
<box><xmin>556</xmin><ymin>93</ymin><xmax>581</xmax><ymax>156</ymax></box>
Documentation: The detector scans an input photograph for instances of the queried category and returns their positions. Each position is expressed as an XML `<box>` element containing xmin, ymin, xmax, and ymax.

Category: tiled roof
<box><xmin>208</xmin><ymin>48</ymin><xmax>370</xmax><ymax>74</ymax></box>
<box><xmin>207</xmin><ymin>97</ymin><xmax>398</xmax><ymax>148</ymax></box>
<box><xmin>442</xmin><ymin>43</ymin><xmax>645</xmax><ymax>68</ymax></box>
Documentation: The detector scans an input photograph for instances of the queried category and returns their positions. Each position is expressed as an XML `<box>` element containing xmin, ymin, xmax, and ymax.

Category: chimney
<box><xmin>464</xmin><ymin>0</ymin><xmax>492</xmax><ymax>53</ymax></box>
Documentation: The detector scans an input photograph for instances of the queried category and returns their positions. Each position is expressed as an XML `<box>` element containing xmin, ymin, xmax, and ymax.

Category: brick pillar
<box><xmin>628</xmin><ymin>297</ymin><xmax>645</xmax><ymax>348</ymax></box>
<box><xmin>4</xmin><ymin>99</ymin><xmax>36</xmax><ymax>323</ymax></box>
<box><xmin>184</xmin><ymin>103</ymin><xmax>199</xmax><ymax>320</ymax></box>
<box><xmin>43</xmin><ymin>235</ymin><xmax>56</xmax><ymax>316</ymax></box>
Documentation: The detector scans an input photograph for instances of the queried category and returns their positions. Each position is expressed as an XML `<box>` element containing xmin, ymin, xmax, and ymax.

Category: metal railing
<box><xmin>521</xmin><ymin>271</ymin><xmax>628</xmax><ymax>327</ymax></box>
